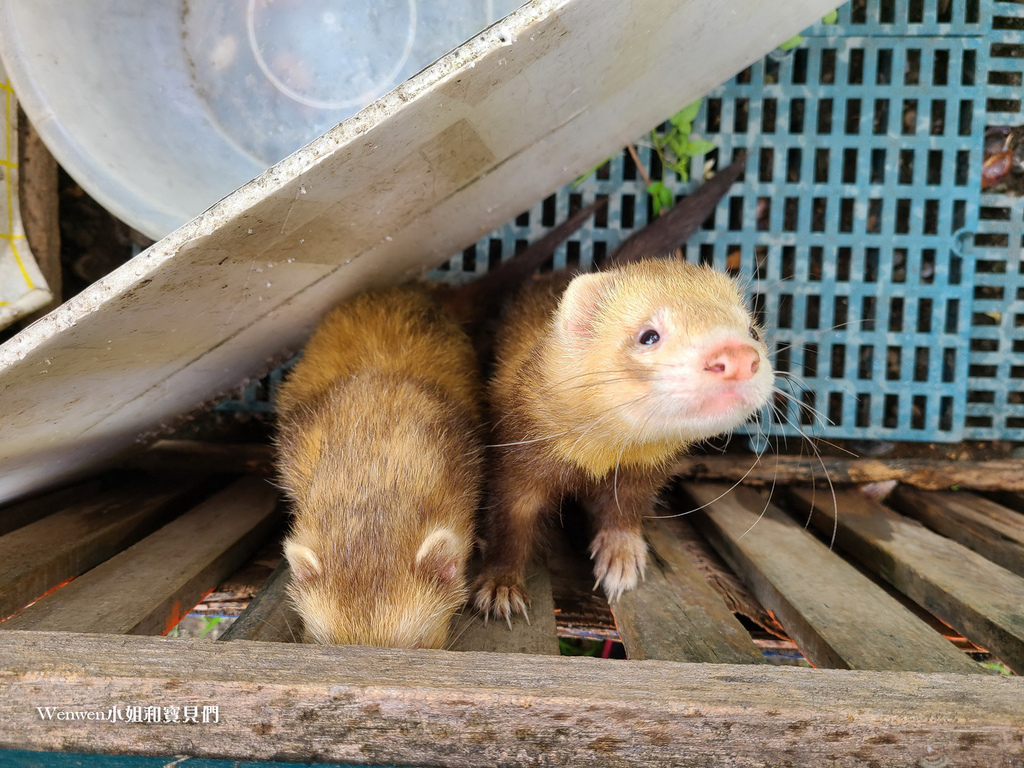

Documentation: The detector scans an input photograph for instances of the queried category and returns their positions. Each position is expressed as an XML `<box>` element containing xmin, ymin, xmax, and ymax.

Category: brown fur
<box><xmin>277</xmin><ymin>283</ymin><xmax>482</xmax><ymax>649</ymax></box>
<box><xmin>475</xmin><ymin>258</ymin><xmax>775</xmax><ymax>616</ymax></box>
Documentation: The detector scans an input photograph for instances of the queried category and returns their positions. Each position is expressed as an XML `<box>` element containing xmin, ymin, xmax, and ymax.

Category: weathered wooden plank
<box><xmin>672</xmin><ymin>456</ymin><xmax>1024</xmax><ymax>491</ymax></box>
<box><xmin>0</xmin><ymin>478</ymin><xmax>104</xmax><ymax>538</ymax></box>
<box><xmin>787</xmin><ymin>486</ymin><xmax>1024</xmax><ymax>674</ymax></box>
<box><xmin>0</xmin><ymin>631</ymin><xmax>1021</xmax><ymax>767</ymax></box>
<box><xmin>610</xmin><ymin>518</ymin><xmax>763</xmax><ymax>663</ymax></box>
<box><xmin>682</xmin><ymin>483</ymin><xmax>981</xmax><ymax>673</ymax></box>
<box><xmin>888</xmin><ymin>486</ymin><xmax>1024</xmax><ymax>578</ymax></box>
<box><xmin>449</xmin><ymin>559</ymin><xmax>559</xmax><ymax>655</ymax></box>
<box><xmin>220</xmin><ymin>559</ymin><xmax>301</xmax><ymax>643</ymax></box>
<box><xmin>0</xmin><ymin>478</ymin><xmax>209</xmax><ymax>621</ymax></box>
<box><xmin>121</xmin><ymin>439</ymin><xmax>276</xmax><ymax>477</ymax></box>
<box><xmin>1</xmin><ymin>476</ymin><xmax>281</xmax><ymax>635</ymax></box>
<box><xmin>662</xmin><ymin>514</ymin><xmax>790</xmax><ymax>641</ymax></box>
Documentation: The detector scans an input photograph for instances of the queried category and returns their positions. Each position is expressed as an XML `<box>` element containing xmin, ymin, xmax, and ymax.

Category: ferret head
<box><xmin>551</xmin><ymin>258</ymin><xmax>774</xmax><ymax>443</ymax></box>
<box><xmin>283</xmin><ymin>525</ymin><xmax>470</xmax><ymax>649</ymax></box>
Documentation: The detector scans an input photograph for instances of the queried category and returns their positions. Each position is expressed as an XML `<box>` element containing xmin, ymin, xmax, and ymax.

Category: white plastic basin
<box><xmin>0</xmin><ymin>0</ymin><xmax>521</xmax><ymax>240</ymax></box>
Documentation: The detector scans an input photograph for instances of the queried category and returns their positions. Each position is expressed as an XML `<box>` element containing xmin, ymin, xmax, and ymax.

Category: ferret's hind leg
<box><xmin>583</xmin><ymin>468</ymin><xmax>666</xmax><ymax>602</ymax></box>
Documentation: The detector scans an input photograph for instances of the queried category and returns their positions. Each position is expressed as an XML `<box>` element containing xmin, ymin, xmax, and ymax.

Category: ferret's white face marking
<box><xmin>555</xmin><ymin>259</ymin><xmax>775</xmax><ymax>444</ymax></box>
<box><xmin>626</xmin><ymin>312</ymin><xmax>774</xmax><ymax>441</ymax></box>
<box><xmin>284</xmin><ymin>526</ymin><xmax>468</xmax><ymax>650</ymax></box>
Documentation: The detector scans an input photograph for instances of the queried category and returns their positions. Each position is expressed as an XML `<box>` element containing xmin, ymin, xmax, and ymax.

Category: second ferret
<box><xmin>276</xmin><ymin>284</ymin><xmax>481</xmax><ymax>649</ymax></box>
<box><xmin>474</xmin><ymin>257</ymin><xmax>775</xmax><ymax>619</ymax></box>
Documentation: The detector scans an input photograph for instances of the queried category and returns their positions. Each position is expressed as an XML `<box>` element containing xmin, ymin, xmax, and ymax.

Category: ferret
<box><xmin>474</xmin><ymin>256</ymin><xmax>775</xmax><ymax>619</ymax></box>
<box><xmin>275</xmin><ymin>200</ymin><xmax>605</xmax><ymax>648</ymax></box>
<box><xmin>276</xmin><ymin>283</ymin><xmax>482</xmax><ymax>648</ymax></box>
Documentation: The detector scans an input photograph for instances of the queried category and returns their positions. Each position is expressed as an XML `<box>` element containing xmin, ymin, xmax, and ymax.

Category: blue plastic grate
<box><xmin>804</xmin><ymin>0</ymin><xmax>988</xmax><ymax>37</ymax></box>
<box><xmin>967</xmin><ymin>194</ymin><xmax>1024</xmax><ymax>438</ymax></box>
<box><xmin>220</xmin><ymin>0</ymin><xmax>1024</xmax><ymax>444</ymax></box>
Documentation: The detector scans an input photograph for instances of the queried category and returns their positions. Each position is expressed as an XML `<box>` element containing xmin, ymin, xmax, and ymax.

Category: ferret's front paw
<box><xmin>589</xmin><ymin>528</ymin><xmax>648</xmax><ymax>603</ymax></box>
<box><xmin>473</xmin><ymin>572</ymin><xmax>529</xmax><ymax>626</ymax></box>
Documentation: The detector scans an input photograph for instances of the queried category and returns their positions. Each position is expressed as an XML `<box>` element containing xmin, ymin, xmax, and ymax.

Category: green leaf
<box><xmin>199</xmin><ymin>616</ymin><xmax>224</xmax><ymax>638</ymax></box>
<box><xmin>648</xmin><ymin>181</ymin><xmax>674</xmax><ymax>217</ymax></box>
<box><xmin>686</xmin><ymin>139</ymin><xmax>717</xmax><ymax>156</ymax></box>
<box><xmin>822</xmin><ymin>9</ymin><xmax>839</xmax><ymax>24</ymax></box>
<box><xmin>668</xmin><ymin>133</ymin><xmax>690</xmax><ymax>158</ymax></box>
<box><xmin>778</xmin><ymin>33</ymin><xmax>804</xmax><ymax>51</ymax></box>
<box><xmin>671</xmin><ymin>99</ymin><xmax>703</xmax><ymax>127</ymax></box>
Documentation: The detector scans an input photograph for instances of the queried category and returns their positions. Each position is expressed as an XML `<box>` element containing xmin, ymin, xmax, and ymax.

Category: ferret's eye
<box><xmin>748</xmin><ymin>325</ymin><xmax>761</xmax><ymax>342</ymax></box>
<box><xmin>638</xmin><ymin>329</ymin><xmax>660</xmax><ymax>346</ymax></box>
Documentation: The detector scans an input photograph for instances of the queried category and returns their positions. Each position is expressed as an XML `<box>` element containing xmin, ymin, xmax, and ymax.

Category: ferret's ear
<box><xmin>415</xmin><ymin>528</ymin><xmax>465</xmax><ymax>585</ymax></box>
<box><xmin>284</xmin><ymin>539</ymin><xmax>323</xmax><ymax>585</ymax></box>
<box><xmin>557</xmin><ymin>271</ymin><xmax>615</xmax><ymax>340</ymax></box>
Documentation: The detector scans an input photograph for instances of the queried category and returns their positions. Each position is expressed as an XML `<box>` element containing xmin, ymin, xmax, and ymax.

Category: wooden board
<box><xmin>0</xmin><ymin>478</ymin><xmax>103</xmax><ymax>538</ymax></box>
<box><xmin>0</xmin><ymin>478</ymin><xmax>207</xmax><ymax>620</ymax></box>
<box><xmin>0</xmin><ymin>0</ymin><xmax>839</xmax><ymax>507</ymax></box>
<box><xmin>610</xmin><ymin>518</ymin><xmax>764</xmax><ymax>664</ymax></box>
<box><xmin>672</xmin><ymin>456</ymin><xmax>1024</xmax><ymax>491</ymax></box>
<box><xmin>0</xmin><ymin>631</ymin><xmax>1021</xmax><ymax>767</ymax></box>
<box><xmin>122</xmin><ymin>440</ymin><xmax>276</xmax><ymax>477</ymax></box>
<box><xmin>682</xmin><ymin>483</ymin><xmax>981</xmax><ymax>673</ymax></box>
<box><xmin>449</xmin><ymin>559</ymin><xmax>560</xmax><ymax>655</ymax></box>
<box><xmin>787</xmin><ymin>486</ymin><xmax>1024</xmax><ymax>674</ymax></box>
<box><xmin>220</xmin><ymin>559</ymin><xmax>301</xmax><ymax>644</ymax></box>
<box><xmin>888</xmin><ymin>486</ymin><xmax>1024</xmax><ymax>578</ymax></box>
<box><xmin>1</xmin><ymin>476</ymin><xmax>281</xmax><ymax>635</ymax></box>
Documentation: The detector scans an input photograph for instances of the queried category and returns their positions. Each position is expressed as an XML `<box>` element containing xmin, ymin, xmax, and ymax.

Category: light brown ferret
<box><xmin>475</xmin><ymin>257</ymin><xmax>775</xmax><ymax>619</ymax></box>
<box><xmin>276</xmin><ymin>283</ymin><xmax>482</xmax><ymax>649</ymax></box>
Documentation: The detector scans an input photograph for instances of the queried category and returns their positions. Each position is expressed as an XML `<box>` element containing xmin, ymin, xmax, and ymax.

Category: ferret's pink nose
<box><xmin>704</xmin><ymin>342</ymin><xmax>760</xmax><ymax>381</ymax></box>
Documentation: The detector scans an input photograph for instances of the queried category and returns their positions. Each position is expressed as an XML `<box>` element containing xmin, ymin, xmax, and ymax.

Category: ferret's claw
<box><xmin>473</xmin><ymin>574</ymin><xmax>530</xmax><ymax>627</ymax></box>
<box><xmin>589</xmin><ymin>527</ymin><xmax>648</xmax><ymax>604</ymax></box>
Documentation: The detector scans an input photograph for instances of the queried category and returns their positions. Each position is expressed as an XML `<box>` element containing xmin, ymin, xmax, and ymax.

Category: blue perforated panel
<box><xmin>220</xmin><ymin>0</ymin><xmax>1024</xmax><ymax>444</ymax></box>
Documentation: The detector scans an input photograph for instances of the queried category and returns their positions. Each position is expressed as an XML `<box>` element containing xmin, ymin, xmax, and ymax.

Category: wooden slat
<box><xmin>0</xmin><ymin>478</ymin><xmax>209</xmax><ymax>621</ymax></box>
<box><xmin>121</xmin><ymin>440</ymin><xmax>275</xmax><ymax>477</ymax></box>
<box><xmin>889</xmin><ymin>486</ymin><xmax>1024</xmax><ymax>578</ymax></box>
<box><xmin>0</xmin><ymin>479</ymin><xmax>104</xmax><ymax>538</ymax></box>
<box><xmin>220</xmin><ymin>559</ymin><xmax>301</xmax><ymax>643</ymax></box>
<box><xmin>682</xmin><ymin>483</ymin><xmax>981</xmax><ymax>673</ymax></box>
<box><xmin>672</xmin><ymin>456</ymin><xmax>1024</xmax><ymax>491</ymax></box>
<box><xmin>1</xmin><ymin>477</ymin><xmax>281</xmax><ymax>635</ymax></box>
<box><xmin>449</xmin><ymin>559</ymin><xmax>560</xmax><ymax>655</ymax></box>
<box><xmin>787</xmin><ymin>486</ymin><xmax>1024</xmax><ymax>674</ymax></box>
<box><xmin>0</xmin><ymin>631</ymin><xmax>1021</xmax><ymax>767</ymax></box>
<box><xmin>610</xmin><ymin>518</ymin><xmax>764</xmax><ymax>663</ymax></box>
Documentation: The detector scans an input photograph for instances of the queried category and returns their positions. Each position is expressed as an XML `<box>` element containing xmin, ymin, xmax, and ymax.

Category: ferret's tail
<box><xmin>608</xmin><ymin>151</ymin><xmax>747</xmax><ymax>266</ymax></box>
<box><xmin>439</xmin><ymin>197</ymin><xmax>607</xmax><ymax>327</ymax></box>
